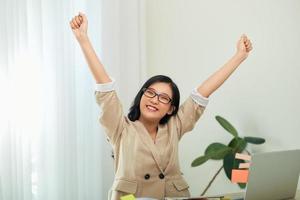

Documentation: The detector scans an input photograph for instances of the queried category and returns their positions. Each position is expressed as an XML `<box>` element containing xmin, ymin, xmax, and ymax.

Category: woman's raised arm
<box><xmin>70</xmin><ymin>12</ymin><xmax>111</xmax><ymax>84</ymax></box>
<box><xmin>197</xmin><ymin>34</ymin><xmax>253</xmax><ymax>98</ymax></box>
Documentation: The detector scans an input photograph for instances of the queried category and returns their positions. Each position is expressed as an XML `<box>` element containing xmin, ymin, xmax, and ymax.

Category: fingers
<box><xmin>241</xmin><ymin>34</ymin><xmax>253</xmax><ymax>52</ymax></box>
<box><xmin>78</xmin><ymin>12</ymin><xmax>87</xmax><ymax>23</ymax></box>
<box><xmin>69</xmin><ymin>12</ymin><xmax>86</xmax><ymax>29</ymax></box>
<box><xmin>69</xmin><ymin>21</ymin><xmax>76</xmax><ymax>29</ymax></box>
<box><xmin>245</xmin><ymin>38</ymin><xmax>252</xmax><ymax>52</ymax></box>
<box><xmin>70</xmin><ymin>17</ymin><xmax>80</xmax><ymax>29</ymax></box>
<box><xmin>75</xmin><ymin>16</ymin><xmax>81</xmax><ymax>26</ymax></box>
<box><xmin>78</xmin><ymin>15</ymin><xmax>83</xmax><ymax>23</ymax></box>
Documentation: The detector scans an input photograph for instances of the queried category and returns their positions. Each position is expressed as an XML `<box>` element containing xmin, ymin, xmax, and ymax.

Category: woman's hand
<box><xmin>236</xmin><ymin>34</ymin><xmax>253</xmax><ymax>60</ymax></box>
<box><xmin>70</xmin><ymin>12</ymin><xmax>112</xmax><ymax>84</ymax></box>
<box><xmin>70</xmin><ymin>12</ymin><xmax>88</xmax><ymax>42</ymax></box>
<box><xmin>196</xmin><ymin>34</ymin><xmax>253</xmax><ymax>98</ymax></box>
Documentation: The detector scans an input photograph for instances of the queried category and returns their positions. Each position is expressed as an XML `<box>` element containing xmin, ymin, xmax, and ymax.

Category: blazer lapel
<box><xmin>162</xmin><ymin>128</ymin><xmax>177</xmax><ymax>174</ymax></box>
<box><xmin>134</xmin><ymin>121</ymin><xmax>164</xmax><ymax>173</ymax></box>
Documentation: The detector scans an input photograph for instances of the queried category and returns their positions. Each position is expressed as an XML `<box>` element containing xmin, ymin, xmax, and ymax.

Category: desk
<box><xmin>164</xmin><ymin>189</ymin><xmax>300</xmax><ymax>199</ymax></box>
<box><xmin>218</xmin><ymin>189</ymin><xmax>300</xmax><ymax>200</ymax></box>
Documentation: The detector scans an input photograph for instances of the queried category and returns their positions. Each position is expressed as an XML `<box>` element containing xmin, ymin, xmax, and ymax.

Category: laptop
<box><xmin>164</xmin><ymin>149</ymin><xmax>300</xmax><ymax>200</ymax></box>
<box><xmin>235</xmin><ymin>149</ymin><xmax>300</xmax><ymax>200</ymax></box>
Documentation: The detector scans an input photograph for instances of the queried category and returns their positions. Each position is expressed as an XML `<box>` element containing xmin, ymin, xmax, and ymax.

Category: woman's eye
<box><xmin>146</xmin><ymin>90</ymin><xmax>155</xmax><ymax>96</ymax></box>
<box><xmin>160</xmin><ymin>96</ymin><xmax>170</xmax><ymax>102</ymax></box>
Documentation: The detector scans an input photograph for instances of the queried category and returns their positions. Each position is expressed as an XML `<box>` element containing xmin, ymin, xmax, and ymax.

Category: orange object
<box><xmin>231</xmin><ymin>169</ymin><xmax>249</xmax><ymax>183</ymax></box>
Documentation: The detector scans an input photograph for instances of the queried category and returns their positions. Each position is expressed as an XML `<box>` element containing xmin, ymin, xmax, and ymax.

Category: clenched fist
<box><xmin>70</xmin><ymin>12</ymin><xmax>88</xmax><ymax>41</ymax></box>
<box><xmin>236</xmin><ymin>34</ymin><xmax>253</xmax><ymax>59</ymax></box>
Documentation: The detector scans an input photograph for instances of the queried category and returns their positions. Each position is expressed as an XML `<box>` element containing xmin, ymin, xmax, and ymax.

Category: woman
<box><xmin>70</xmin><ymin>12</ymin><xmax>252</xmax><ymax>200</ymax></box>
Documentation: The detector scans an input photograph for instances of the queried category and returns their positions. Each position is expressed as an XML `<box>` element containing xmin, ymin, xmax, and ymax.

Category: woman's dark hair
<box><xmin>128</xmin><ymin>75</ymin><xmax>180</xmax><ymax>125</ymax></box>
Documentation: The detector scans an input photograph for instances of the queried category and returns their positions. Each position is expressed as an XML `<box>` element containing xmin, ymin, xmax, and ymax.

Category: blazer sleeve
<box><xmin>94</xmin><ymin>79</ymin><xmax>128</xmax><ymax>145</ymax></box>
<box><xmin>174</xmin><ymin>88</ymin><xmax>209</xmax><ymax>140</ymax></box>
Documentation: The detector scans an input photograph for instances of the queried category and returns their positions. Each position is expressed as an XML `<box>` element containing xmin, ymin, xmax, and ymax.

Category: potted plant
<box><xmin>191</xmin><ymin>115</ymin><xmax>265</xmax><ymax>196</ymax></box>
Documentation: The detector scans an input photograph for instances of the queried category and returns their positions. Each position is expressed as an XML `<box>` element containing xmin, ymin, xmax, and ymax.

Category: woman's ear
<box><xmin>167</xmin><ymin>106</ymin><xmax>175</xmax><ymax>115</ymax></box>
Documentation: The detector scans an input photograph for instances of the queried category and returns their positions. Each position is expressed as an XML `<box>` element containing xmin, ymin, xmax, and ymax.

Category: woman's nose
<box><xmin>150</xmin><ymin>96</ymin><xmax>159</xmax><ymax>104</ymax></box>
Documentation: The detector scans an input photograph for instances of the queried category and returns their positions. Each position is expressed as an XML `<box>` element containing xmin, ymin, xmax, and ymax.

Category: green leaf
<box><xmin>238</xmin><ymin>183</ymin><xmax>247</xmax><ymax>189</ymax></box>
<box><xmin>191</xmin><ymin>155</ymin><xmax>209</xmax><ymax>167</ymax></box>
<box><xmin>223</xmin><ymin>153</ymin><xmax>235</xmax><ymax>180</ymax></box>
<box><xmin>244</xmin><ymin>137</ymin><xmax>265</xmax><ymax>144</ymax></box>
<box><xmin>228</xmin><ymin>137</ymin><xmax>247</xmax><ymax>153</ymax></box>
<box><xmin>223</xmin><ymin>153</ymin><xmax>246</xmax><ymax>180</ymax></box>
<box><xmin>215</xmin><ymin>116</ymin><xmax>238</xmax><ymax>137</ymax></box>
<box><xmin>205</xmin><ymin>143</ymin><xmax>233</xmax><ymax>160</ymax></box>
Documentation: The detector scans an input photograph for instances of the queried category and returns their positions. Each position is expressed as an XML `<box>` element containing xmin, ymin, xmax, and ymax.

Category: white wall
<box><xmin>144</xmin><ymin>0</ymin><xmax>300</xmax><ymax>196</ymax></box>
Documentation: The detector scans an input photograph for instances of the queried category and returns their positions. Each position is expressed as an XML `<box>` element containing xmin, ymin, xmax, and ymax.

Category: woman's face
<box><xmin>139</xmin><ymin>82</ymin><xmax>174</xmax><ymax>124</ymax></box>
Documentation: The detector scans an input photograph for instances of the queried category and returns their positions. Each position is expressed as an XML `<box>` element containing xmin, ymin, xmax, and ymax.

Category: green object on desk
<box><xmin>220</xmin><ymin>197</ymin><xmax>231</xmax><ymax>200</ymax></box>
<box><xmin>121</xmin><ymin>194</ymin><xmax>136</xmax><ymax>200</ymax></box>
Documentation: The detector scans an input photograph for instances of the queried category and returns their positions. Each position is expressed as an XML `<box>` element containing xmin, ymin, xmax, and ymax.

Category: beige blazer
<box><xmin>94</xmin><ymin>88</ymin><xmax>207</xmax><ymax>200</ymax></box>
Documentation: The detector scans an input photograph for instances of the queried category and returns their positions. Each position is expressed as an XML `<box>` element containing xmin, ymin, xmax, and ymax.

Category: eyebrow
<box><xmin>148</xmin><ymin>87</ymin><xmax>171</xmax><ymax>98</ymax></box>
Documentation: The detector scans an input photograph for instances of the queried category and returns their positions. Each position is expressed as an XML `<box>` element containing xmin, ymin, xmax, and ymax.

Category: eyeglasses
<box><xmin>142</xmin><ymin>88</ymin><xmax>172</xmax><ymax>104</ymax></box>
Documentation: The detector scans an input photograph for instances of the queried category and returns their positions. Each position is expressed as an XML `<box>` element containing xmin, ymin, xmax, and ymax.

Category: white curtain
<box><xmin>0</xmin><ymin>0</ymin><xmax>146</xmax><ymax>199</ymax></box>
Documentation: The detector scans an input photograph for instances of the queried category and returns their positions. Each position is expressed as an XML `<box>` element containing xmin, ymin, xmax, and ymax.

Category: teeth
<box><xmin>147</xmin><ymin>105</ymin><xmax>157</xmax><ymax>111</ymax></box>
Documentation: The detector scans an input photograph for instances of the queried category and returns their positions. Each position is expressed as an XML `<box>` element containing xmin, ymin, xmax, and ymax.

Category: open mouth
<box><xmin>146</xmin><ymin>105</ymin><xmax>158</xmax><ymax>112</ymax></box>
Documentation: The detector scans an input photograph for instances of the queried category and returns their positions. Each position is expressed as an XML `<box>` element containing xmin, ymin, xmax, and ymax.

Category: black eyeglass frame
<box><xmin>142</xmin><ymin>88</ymin><xmax>173</xmax><ymax>104</ymax></box>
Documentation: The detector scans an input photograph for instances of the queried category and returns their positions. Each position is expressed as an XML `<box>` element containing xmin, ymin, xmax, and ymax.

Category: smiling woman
<box><xmin>94</xmin><ymin>76</ymin><xmax>208</xmax><ymax>199</ymax></box>
<box><xmin>129</xmin><ymin>76</ymin><xmax>180</xmax><ymax>143</ymax></box>
<box><xmin>70</xmin><ymin>9</ymin><xmax>252</xmax><ymax>199</ymax></box>
<box><xmin>128</xmin><ymin>75</ymin><xmax>180</xmax><ymax>127</ymax></box>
